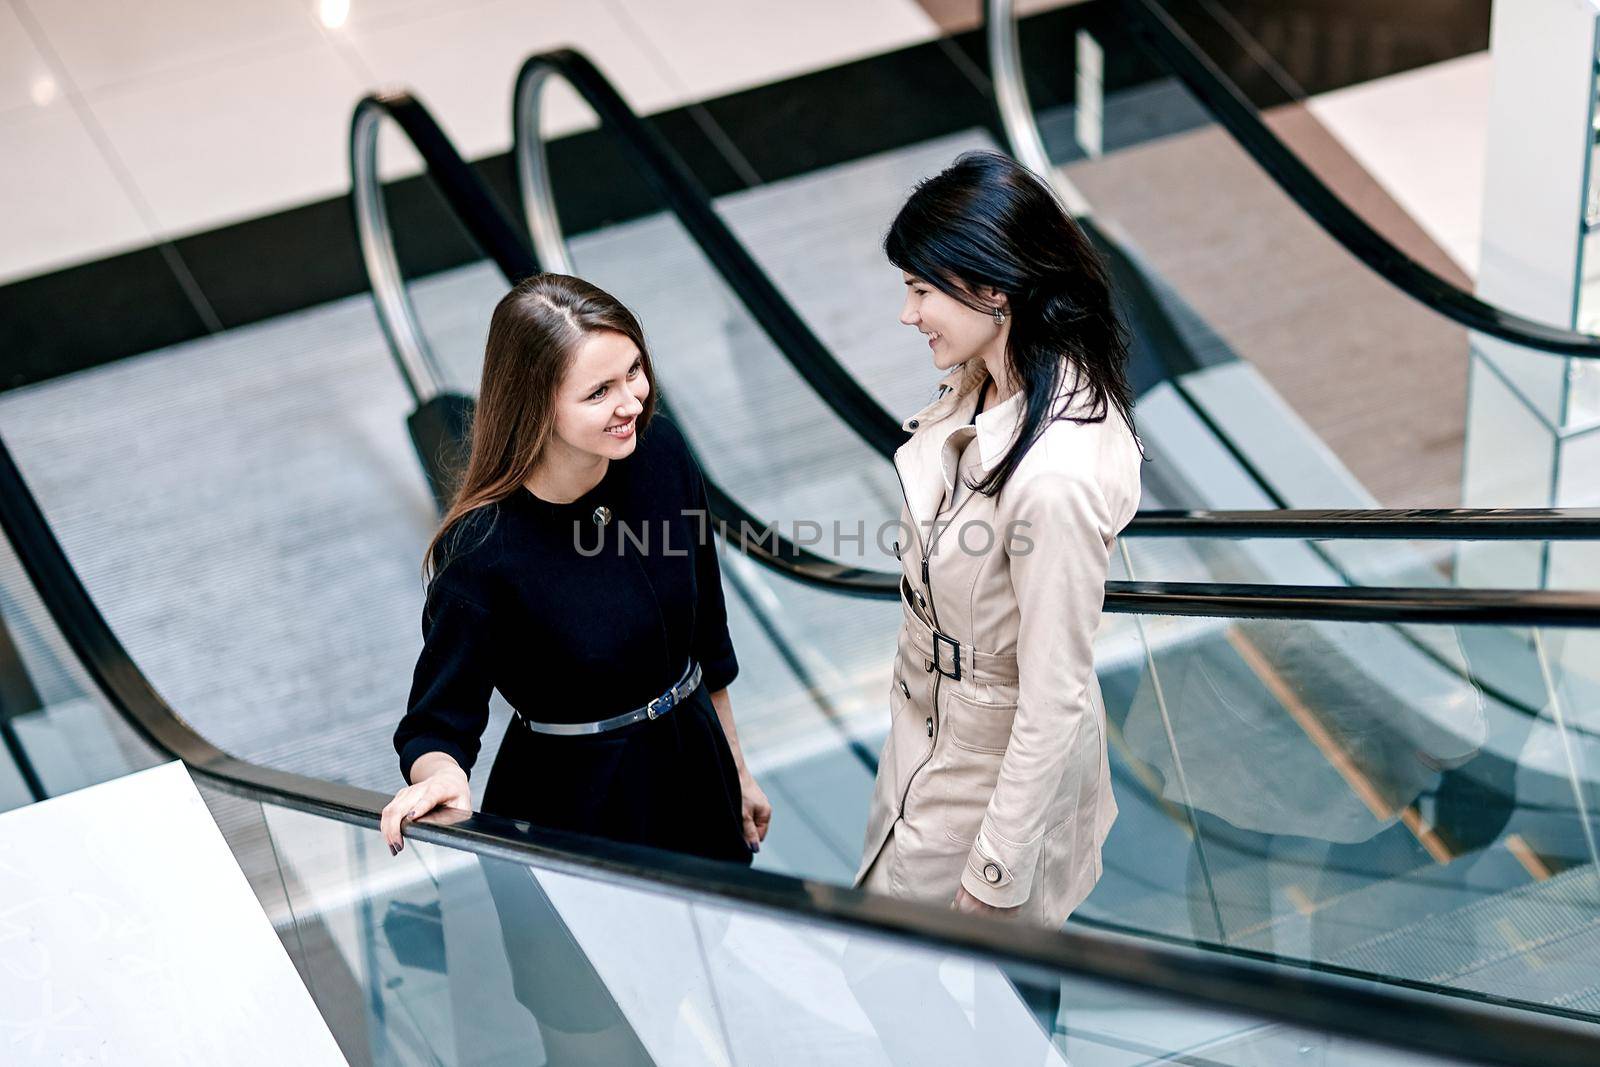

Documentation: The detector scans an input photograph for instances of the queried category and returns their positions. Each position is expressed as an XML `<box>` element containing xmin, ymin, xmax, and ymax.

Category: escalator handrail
<box><xmin>4</xmin><ymin>436</ymin><xmax>1600</xmax><ymax>1067</ymax></box>
<box><xmin>350</xmin><ymin>92</ymin><xmax>535</xmax><ymax>406</ymax></box>
<box><xmin>987</xmin><ymin>0</ymin><xmax>1086</xmax><ymax>208</ymax></box>
<box><xmin>1074</xmin><ymin>0</ymin><xmax>1600</xmax><ymax>357</ymax></box>
<box><xmin>0</xmin><ymin>62</ymin><xmax>1573</xmax><ymax>1063</ymax></box>
<box><xmin>511</xmin><ymin>49</ymin><xmax>907</xmax><ymax>459</ymax></box>
<box><xmin>1130</xmin><ymin>507</ymin><xmax>1600</xmax><ymax>539</ymax></box>
<box><xmin>1106</xmin><ymin>581</ymin><xmax>1600</xmax><ymax>626</ymax></box>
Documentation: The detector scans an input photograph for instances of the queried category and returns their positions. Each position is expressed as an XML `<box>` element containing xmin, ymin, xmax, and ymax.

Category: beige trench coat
<box><xmin>854</xmin><ymin>355</ymin><xmax>1143</xmax><ymax>928</ymax></box>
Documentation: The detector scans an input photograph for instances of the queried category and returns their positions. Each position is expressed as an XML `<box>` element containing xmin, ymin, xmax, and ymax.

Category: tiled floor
<box><xmin>0</xmin><ymin>0</ymin><xmax>943</xmax><ymax>283</ymax></box>
<box><xmin>1063</xmin><ymin>119</ymin><xmax>1470</xmax><ymax>508</ymax></box>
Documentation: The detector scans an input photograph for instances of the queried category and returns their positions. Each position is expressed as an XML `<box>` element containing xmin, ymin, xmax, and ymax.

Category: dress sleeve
<box><xmin>684</xmin><ymin>441</ymin><xmax>739</xmax><ymax>693</ymax></box>
<box><xmin>393</xmin><ymin>558</ymin><xmax>497</xmax><ymax>783</ymax></box>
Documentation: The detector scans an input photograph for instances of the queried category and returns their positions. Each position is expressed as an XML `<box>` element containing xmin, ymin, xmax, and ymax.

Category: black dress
<box><xmin>394</xmin><ymin>413</ymin><xmax>752</xmax><ymax>867</ymax></box>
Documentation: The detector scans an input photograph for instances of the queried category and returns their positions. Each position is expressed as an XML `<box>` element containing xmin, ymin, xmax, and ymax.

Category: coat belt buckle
<box><xmin>932</xmin><ymin>630</ymin><xmax>962</xmax><ymax>681</ymax></box>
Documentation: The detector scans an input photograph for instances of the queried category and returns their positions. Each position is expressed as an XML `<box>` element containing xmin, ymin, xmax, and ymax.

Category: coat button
<box><xmin>899</xmin><ymin>679</ymin><xmax>910</xmax><ymax>699</ymax></box>
<box><xmin>915</xmin><ymin>592</ymin><xmax>926</xmax><ymax>609</ymax></box>
<box><xmin>925</xmin><ymin>717</ymin><xmax>934</xmax><ymax>737</ymax></box>
<box><xmin>908</xmin><ymin>419</ymin><xmax>920</xmax><ymax>430</ymax></box>
<box><xmin>892</xmin><ymin>540</ymin><xmax>902</xmax><ymax>560</ymax></box>
<box><xmin>984</xmin><ymin>863</ymin><xmax>1002</xmax><ymax>884</ymax></box>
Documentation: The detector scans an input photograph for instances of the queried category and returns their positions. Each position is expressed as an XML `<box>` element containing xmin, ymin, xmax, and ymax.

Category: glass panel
<box><xmin>0</xmin><ymin>527</ymin><xmax>163</xmax><ymax>814</ymax></box>
<box><xmin>1090</xmin><ymin>609</ymin><xmax>1600</xmax><ymax>1020</ymax></box>
<box><xmin>710</xmin><ymin>561</ymin><xmax>891</xmax><ymax>884</ymax></box>
<box><xmin>250</xmin><ymin>800</ymin><xmax>1474</xmax><ymax>1066</ymax></box>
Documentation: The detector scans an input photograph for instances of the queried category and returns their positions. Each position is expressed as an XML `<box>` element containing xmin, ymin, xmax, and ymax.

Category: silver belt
<box><xmin>516</xmin><ymin>660</ymin><xmax>701</xmax><ymax>737</ymax></box>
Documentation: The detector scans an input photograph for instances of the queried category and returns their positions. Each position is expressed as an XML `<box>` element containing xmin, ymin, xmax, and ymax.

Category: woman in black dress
<box><xmin>382</xmin><ymin>272</ymin><xmax>772</xmax><ymax>861</ymax></box>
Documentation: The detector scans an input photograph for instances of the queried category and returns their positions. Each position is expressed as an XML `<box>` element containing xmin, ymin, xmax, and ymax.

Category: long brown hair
<box><xmin>422</xmin><ymin>273</ymin><xmax>658</xmax><ymax>583</ymax></box>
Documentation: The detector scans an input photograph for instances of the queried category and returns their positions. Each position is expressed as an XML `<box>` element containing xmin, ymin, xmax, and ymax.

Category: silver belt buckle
<box><xmin>647</xmin><ymin>682</ymin><xmax>678</xmax><ymax>720</ymax></box>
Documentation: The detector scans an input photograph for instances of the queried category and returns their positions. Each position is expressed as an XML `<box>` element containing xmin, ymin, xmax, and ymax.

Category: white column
<box><xmin>1462</xmin><ymin>0</ymin><xmax>1600</xmax><ymax>588</ymax></box>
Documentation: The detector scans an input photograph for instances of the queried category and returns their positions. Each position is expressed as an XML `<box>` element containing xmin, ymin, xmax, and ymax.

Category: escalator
<box><xmin>341</xmin><ymin>38</ymin><xmax>1600</xmax><ymax>1036</ymax></box>
<box><xmin>4</xmin><ymin>16</ymin><xmax>1600</xmax><ymax>1064</ymax></box>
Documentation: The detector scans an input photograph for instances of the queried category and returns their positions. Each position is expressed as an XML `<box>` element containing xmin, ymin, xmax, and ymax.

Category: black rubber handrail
<box><xmin>1106</xmin><ymin>581</ymin><xmax>1600</xmax><ymax>627</ymax></box>
<box><xmin>1130</xmin><ymin>508</ymin><xmax>1600</xmax><ymax>540</ymax></box>
<box><xmin>4</xmin><ymin>427</ymin><xmax>1600</xmax><ymax>1067</ymax></box>
<box><xmin>350</xmin><ymin>91</ymin><xmax>533</xmax><ymax>403</ymax></box>
<box><xmin>1118</xmin><ymin>0</ymin><xmax>1600</xmax><ymax>357</ymax></box>
<box><xmin>511</xmin><ymin>49</ymin><xmax>907</xmax><ymax>459</ymax></box>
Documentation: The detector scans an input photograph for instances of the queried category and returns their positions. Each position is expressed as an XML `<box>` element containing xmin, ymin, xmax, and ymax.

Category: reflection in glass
<box><xmin>1084</xmin><ymin>604</ymin><xmax>1600</xmax><ymax>1019</ymax></box>
<box><xmin>249</xmin><ymin>800</ymin><xmax>1471</xmax><ymax>1064</ymax></box>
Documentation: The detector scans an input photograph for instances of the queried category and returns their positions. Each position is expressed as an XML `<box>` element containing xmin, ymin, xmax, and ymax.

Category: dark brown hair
<box><xmin>422</xmin><ymin>273</ymin><xmax>658</xmax><ymax>582</ymax></box>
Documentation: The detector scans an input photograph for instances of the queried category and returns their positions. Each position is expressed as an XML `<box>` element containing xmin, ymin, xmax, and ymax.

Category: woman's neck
<box><xmin>525</xmin><ymin>444</ymin><xmax>608</xmax><ymax>504</ymax></box>
<box><xmin>978</xmin><ymin>349</ymin><xmax>1017</xmax><ymax>405</ymax></box>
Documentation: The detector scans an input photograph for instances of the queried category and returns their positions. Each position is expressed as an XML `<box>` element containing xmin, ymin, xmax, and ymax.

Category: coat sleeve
<box><xmin>961</xmin><ymin>467</ymin><xmax>1115</xmax><ymax>908</ymax></box>
<box><xmin>394</xmin><ymin>566</ymin><xmax>497</xmax><ymax>784</ymax></box>
<box><xmin>686</xmin><ymin>454</ymin><xmax>740</xmax><ymax>693</ymax></box>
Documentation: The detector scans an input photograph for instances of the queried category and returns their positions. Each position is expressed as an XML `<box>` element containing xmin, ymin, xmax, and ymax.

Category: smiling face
<box><xmin>899</xmin><ymin>272</ymin><xmax>1007</xmax><ymax>372</ymax></box>
<box><xmin>549</xmin><ymin>327</ymin><xmax>650</xmax><ymax>462</ymax></box>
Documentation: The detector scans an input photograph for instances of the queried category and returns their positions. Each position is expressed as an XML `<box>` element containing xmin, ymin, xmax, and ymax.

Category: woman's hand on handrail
<box><xmin>382</xmin><ymin>750</ymin><xmax>471</xmax><ymax>854</ymax></box>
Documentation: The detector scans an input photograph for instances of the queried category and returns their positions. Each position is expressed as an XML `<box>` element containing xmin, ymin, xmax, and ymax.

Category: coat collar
<box><xmin>901</xmin><ymin>356</ymin><xmax>1097</xmax><ymax>473</ymax></box>
<box><xmin>899</xmin><ymin>359</ymin><xmax>980</xmax><ymax>434</ymax></box>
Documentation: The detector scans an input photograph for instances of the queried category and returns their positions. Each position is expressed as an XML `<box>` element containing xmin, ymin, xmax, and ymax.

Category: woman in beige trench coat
<box><xmin>855</xmin><ymin>151</ymin><xmax>1144</xmax><ymax>931</ymax></box>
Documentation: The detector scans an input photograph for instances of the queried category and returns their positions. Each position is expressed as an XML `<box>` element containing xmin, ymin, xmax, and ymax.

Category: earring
<box><xmin>991</xmin><ymin>306</ymin><xmax>1006</xmax><ymax>325</ymax></box>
